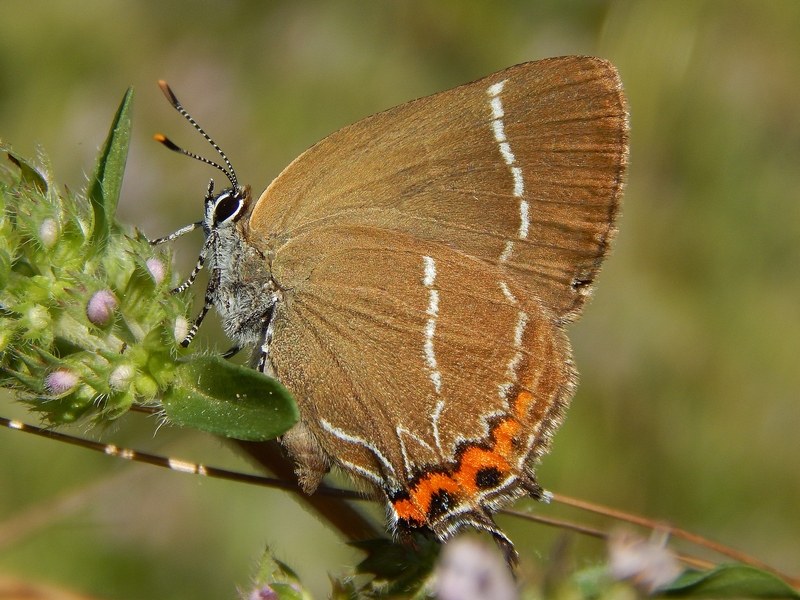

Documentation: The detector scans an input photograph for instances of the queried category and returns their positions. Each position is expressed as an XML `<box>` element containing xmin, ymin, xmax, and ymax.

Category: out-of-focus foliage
<box><xmin>1</xmin><ymin>2</ymin><xmax>798</xmax><ymax>599</ymax></box>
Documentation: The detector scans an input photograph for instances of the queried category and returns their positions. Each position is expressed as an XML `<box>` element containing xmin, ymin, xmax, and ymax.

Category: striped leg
<box><xmin>148</xmin><ymin>221</ymin><xmax>203</xmax><ymax>245</ymax></box>
<box><xmin>171</xmin><ymin>242</ymin><xmax>209</xmax><ymax>295</ymax></box>
<box><xmin>255</xmin><ymin>300</ymin><xmax>278</xmax><ymax>373</ymax></box>
<box><xmin>180</xmin><ymin>268</ymin><xmax>220</xmax><ymax>348</ymax></box>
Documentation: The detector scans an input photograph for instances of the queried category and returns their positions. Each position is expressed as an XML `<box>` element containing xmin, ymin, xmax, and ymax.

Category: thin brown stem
<box><xmin>232</xmin><ymin>439</ymin><xmax>383</xmax><ymax>542</ymax></box>
<box><xmin>502</xmin><ymin>508</ymin><xmax>716</xmax><ymax>571</ymax></box>
<box><xmin>6</xmin><ymin>416</ymin><xmax>797</xmax><ymax>588</ymax></box>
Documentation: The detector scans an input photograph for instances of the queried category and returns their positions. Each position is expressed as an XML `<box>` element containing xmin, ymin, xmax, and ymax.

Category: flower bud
<box><xmin>45</xmin><ymin>369</ymin><xmax>79</xmax><ymax>396</ymax></box>
<box><xmin>86</xmin><ymin>289</ymin><xmax>118</xmax><ymax>326</ymax></box>
<box><xmin>174</xmin><ymin>316</ymin><xmax>189</xmax><ymax>345</ymax></box>
<box><xmin>146</xmin><ymin>257</ymin><xmax>166</xmax><ymax>285</ymax></box>
<box><xmin>109</xmin><ymin>364</ymin><xmax>135</xmax><ymax>392</ymax></box>
<box><xmin>26</xmin><ymin>305</ymin><xmax>50</xmax><ymax>330</ymax></box>
<box><xmin>39</xmin><ymin>218</ymin><xmax>59</xmax><ymax>248</ymax></box>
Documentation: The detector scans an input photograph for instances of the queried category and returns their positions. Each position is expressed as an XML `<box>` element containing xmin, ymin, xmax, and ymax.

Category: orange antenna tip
<box><xmin>153</xmin><ymin>134</ymin><xmax>182</xmax><ymax>153</ymax></box>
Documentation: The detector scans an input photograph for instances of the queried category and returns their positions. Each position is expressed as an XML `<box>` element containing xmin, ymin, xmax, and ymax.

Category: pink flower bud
<box><xmin>248</xmin><ymin>586</ymin><xmax>278</xmax><ymax>600</ymax></box>
<box><xmin>146</xmin><ymin>257</ymin><xmax>166</xmax><ymax>285</ymax></box>
<box><xmin>434</xmin><ymin>537</ymin><xmax>516</xmax><ymax>600</ymax></box>
<box><xmin>608</xmin><ymin>529</ymin><xmax>683</xmax><ymax>593</ymax></box>
<box><xmin>45</xmin><ymin>369</ymin><xmax>79</xmax><ymax>395</ymax></box>
<box><xmin>86</xmin><ymin>290</ymin><xmax>118</xmax><ymax>326</ymax></box>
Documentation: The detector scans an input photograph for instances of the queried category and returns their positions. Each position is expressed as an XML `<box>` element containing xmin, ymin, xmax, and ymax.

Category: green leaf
<box><xmin>5</xmin><ymin>150</ymin><xmax>47</xmax><ymax>193</ymax></box>
<box><xmin>245</xmin><ymin>547</ymin><xmax>312</xmax><ymax>600</ymax></box>
<box><xmin>662</xmin><ymin>564</ymin><xmax>800</xmax><ymax>598</ymax></box>
<box><xmin>163</xmin><ymin>355</ymin><xmax>298</xmax><ymax>441</ymax></box>
<box><xmin>353</xmin><ymin>536</ymin><xmax>439</xmax><ymax>597</ymax></box>
<box><xmin>86</xmin><ymin>87</ymin><xmax>133</xmax><ymax>247</ymax></box>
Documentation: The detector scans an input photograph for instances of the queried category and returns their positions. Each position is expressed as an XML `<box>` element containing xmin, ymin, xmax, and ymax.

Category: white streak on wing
<box><xmin>513</xmin><ymin>310</ymin><xmax>529</xmax><ymax>347</ymax></box>
<box><xmin>423</xmin><ymin>255</ymin><xmax>436</xmax><ymax>287</ymax></box>
<box><xmin>339</xmin><ymin>458</ymin><xmax>385</xmax><ymax>487</ymax></box>
<box><xmin>422</xmin><ymin>255</ymin><xmax>442</xmax><ymax>394</ymax></box>
<box><xmin>499</xmin><ymin>309</ymin><xmax>530</xmax><ymax>400</ymax></box>
<box><xmin>320</xmin><ymin>418</ymin><xmax>396</xmax><ymax>477</ymax></box>
<box><xmin>490</xmin><ymin>97</ymin><xmax>504</xmax><ymax>120</ymax></box>
<box><xmin>488</xmin><ymin>80</ymin><xmax>506</xmax><ymax>98</ymax></box>
<box><xmin>477</xmin><ymin>472</ymin><xmax>518</xmax><ymax>502</ymax></box>
<box><xmin>491</xmin><ymin>118</ymin><xmax>506</xmax><ymax>143</ymax></box>
<box><xmin>497</xmin><ymin>382</ymin><xmax>513</xmax><ymax>401</ymax></box>
<box><xmin>499</xmin><ymin>240</ymin><xmax>514</xmax><ymax>264</ymax></box>
<box><xmin>498</xmin><ymin>142</ymin><xmax>516</xmax><ymax>166</ymax></box>
<box><xmin>396</xmin><ymin>426</ymin><xmax>433</xmax><ymax>472</ymax></box>
<box><xmin>519</xmin><ymin>200</ymin><xmax>530</xmax><ymax>239</ymax></box>
<box><xmin>522</xmin><ymin>420</ymin><xmax>545</xmax><ymax>457</ymax></box>
<box><xmin>487</xmin><ymin>80</ymin><xmax>535</xmax><ymax>409</ymax></box>
<box><xmin>511</xmin><ymin>166</ymin><xmax>525</xmax><ymax>198</ymax></box>
<box><xmin>486</xmin><ymin>78</ymin><xmax>530</xmax><ymax>255</ymax></box>
<box><xmin>431</xmin><ymin>398</ymin><xmax>446</xmax><ymax>454</ymax></box>
<box><xmin>427</xmin><ymin>289</ymin><xmax>439</xmax><ymax>317</ymax></box>
<box><xmin>499</xmin><ymin>281</ymin><xmax>517</xmax><ymax>304</ymax></box>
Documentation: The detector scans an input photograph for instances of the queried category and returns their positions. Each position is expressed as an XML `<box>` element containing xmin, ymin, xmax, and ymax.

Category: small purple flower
<box><xmin>146</xmin><ymin>257</ymin><xmax>166</xmax><ymax>285</ymax></box>
<box><xmin>608</xmin><ymin>528</ymin><xmax>683</xmax><ymax>593</ymax></box>
<box><xmin>248</xmin><ymin>585</ymin><xmax>277</xmax><ymax>600</ymax></box>
<box><xmin>86</xmin><ymin>290</ymin><xmax>118</xmax><ymax>326</ymax></box>
<box><xmin>434</xmin><ymin>537</ymin><xmax>517</xmax><ymax>600</ymax></box>
<box><xmin>45</xmin><ymin>369</ymin><xmax>79</xmax><ymax>395</ymax></box>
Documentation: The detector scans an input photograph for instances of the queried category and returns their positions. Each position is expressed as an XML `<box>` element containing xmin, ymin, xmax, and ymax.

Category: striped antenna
<box><xmin>155</xmin><ymin>80</ymin><xmax>238</xmax><ymax>189</ymax></box>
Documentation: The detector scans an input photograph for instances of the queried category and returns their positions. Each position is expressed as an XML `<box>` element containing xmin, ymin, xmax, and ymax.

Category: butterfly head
<box><xmin>202</xmin><ymin>181</ymin><xmax>250</xmax><ymax>238</ymax></box>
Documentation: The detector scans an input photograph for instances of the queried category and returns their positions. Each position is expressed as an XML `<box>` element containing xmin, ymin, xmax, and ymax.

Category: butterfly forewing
<box><xmin>252</xmin><ymin>56</ymin><xmax>628</xmax><ymax>321</ymax></box>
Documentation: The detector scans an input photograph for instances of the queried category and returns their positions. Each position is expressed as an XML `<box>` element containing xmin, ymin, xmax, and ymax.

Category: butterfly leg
<box><xmin>147</xmin><ymin>220</ymin><xmax>203</xmax><ymax>245</ymax></box>
<box><xmin>255</xmin><ymin>298</ymin><xmax>278</xmax><ymax>373</ymax></box>
<box><xmin>180</xmin><ymin>267</ymin><xmax>220</xmax><ymax>348</ymax></box>
<box><xmin>466</xmin><ymin>509</ymin><xmax>519</xmax><ymax>568</ymax></box>
<box><xmin>520</xmin><ymin>473</ymin><xmax>545</xmax><ymax>500</ymax></box>
<box><xmin>170</xmin><ymin>237</ymin><xmax>210</xmax><ymax>294</ymax></box>
<box><xmin>432</xmin><ymin>508</ymin><xmax>519</xmax><ymax>569</ymax></box>
<box><xmin>222</xmin><ymin>345</ymin><xmax>241</xmax><ymax>359</ymax></box>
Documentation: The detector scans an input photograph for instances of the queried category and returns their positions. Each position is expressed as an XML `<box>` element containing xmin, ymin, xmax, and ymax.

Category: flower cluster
<box><xmin>0</xmin><ymin>149</ymin><xmax>189</xmax><ymax>425</ymax></box>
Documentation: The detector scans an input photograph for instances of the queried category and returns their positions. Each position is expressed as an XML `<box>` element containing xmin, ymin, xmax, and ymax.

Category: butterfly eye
<box><xmin>213</xmin><ymin>191</ymin><xmax>243</xmax><ymax>226</ymax></box>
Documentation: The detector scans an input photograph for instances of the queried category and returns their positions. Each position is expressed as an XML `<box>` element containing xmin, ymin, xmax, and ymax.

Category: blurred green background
<box><xmin>1</xmin><ymin>1</ymin><xmax>798</xmax><ymax>598</ymax></box>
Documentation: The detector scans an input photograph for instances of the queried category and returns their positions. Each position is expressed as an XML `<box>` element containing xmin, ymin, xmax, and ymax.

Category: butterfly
<box><xmin>154</xmin><ymin>56</ymin><xmax>628</xmax><ymax>565</ymax></box>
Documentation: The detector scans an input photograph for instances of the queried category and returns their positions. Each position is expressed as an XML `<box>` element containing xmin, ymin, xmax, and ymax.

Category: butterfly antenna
<box><xmin>155</xmin><ymin>80</ymin><xmax>238</xmax><ymax>189</ymax></box>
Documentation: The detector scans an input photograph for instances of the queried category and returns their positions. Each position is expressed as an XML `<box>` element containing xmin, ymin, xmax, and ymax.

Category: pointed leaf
<box><xmin>663</xmin><ymin>564</ymin><xmax>800</xmax><ymax>598</ymax></box>
<box><xmin>353</xmin><ymin>536</ymin><xmax>439</xmax><ymax>596</ymax></box>
<box><xmin>5</xmin><ymin>150</ymin><xmax>47</xmax><ymax>193</ymax></box>
<box><xmin>87</xmin><ymin>87</ymin><xmax>133</xmax><ymax>247</ymax></box>
<box><xmin>163</xmin><ymin>355</ymin><xmax>298</xmax><ymax>441</ymax></box>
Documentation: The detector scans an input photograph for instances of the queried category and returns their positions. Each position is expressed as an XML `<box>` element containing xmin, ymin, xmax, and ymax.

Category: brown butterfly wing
<box><xmin>251</xmin><ymin>56</ymin><xmax>628</xmax><ymax>321</ymax></box>
<box><xmin>267</xmin><ymin>225</ymin><xmax>575</xmax><ymax>514</ymax></box>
